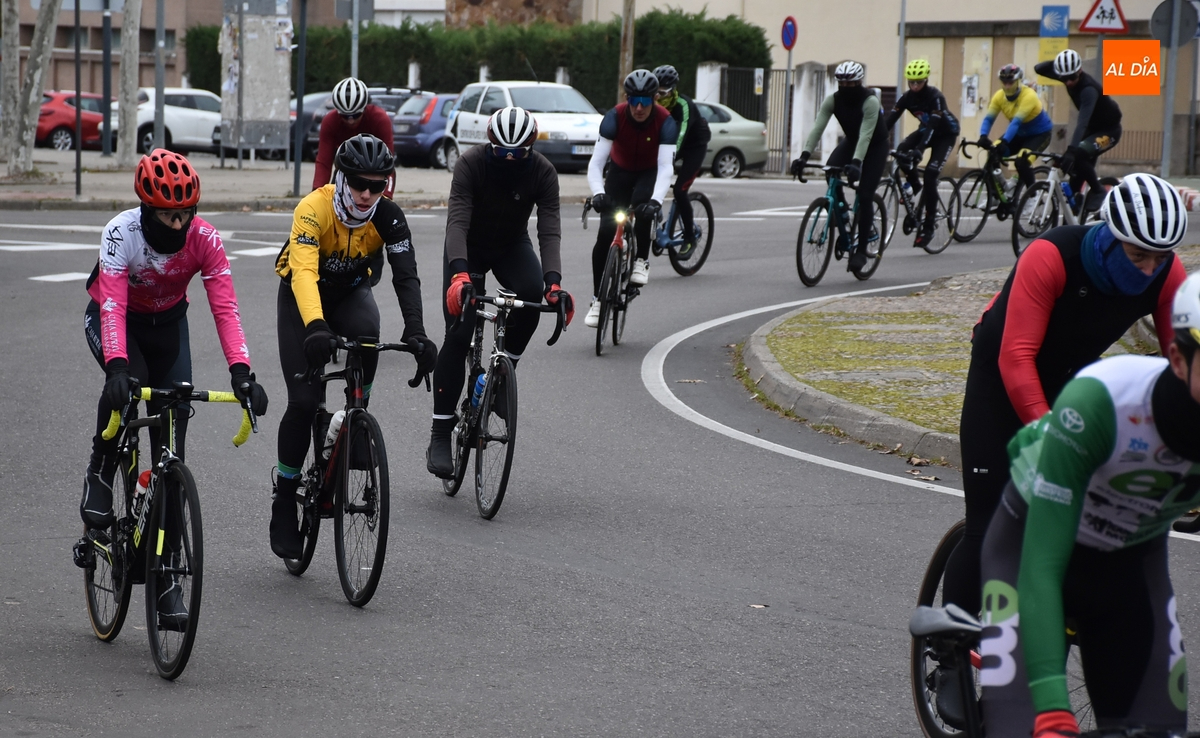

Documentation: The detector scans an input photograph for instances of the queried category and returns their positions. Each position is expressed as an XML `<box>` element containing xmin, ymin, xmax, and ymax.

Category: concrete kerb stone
<box><xmin>0</xmin><ymin>195</ymin><xmax>448</xmax><ymax>212</ymax></box>
<box><xmin>743</xmin><ymin>301</ymin><xmax>962</xmax><ymax>467</ymax></box>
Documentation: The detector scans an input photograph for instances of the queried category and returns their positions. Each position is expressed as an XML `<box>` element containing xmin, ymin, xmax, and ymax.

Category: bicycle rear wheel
<box><xmin>921</xmin><ymin>178</ymin><xmax>959</xmax><ymax>255</ymax></box>
<box><xmin>145</xmin><ymin>462</ymin><xmax>203</xmax><ymax>680</ymax></box>
<box><xmin>84</xmin><ymin>461</ymin><xmax>134</xmax><ymax>642</ymax></box>
<box><xmin>283</xmin><ymin>462</ymin><xmax>321</xmax><ymax>577</ymax></box>
<box><xmin>912</xmin><ymin>520</ymin><xmax>972</xmax><ymax>738</ymax></box>
<box><xmin>850</xmin><ymin>192</ymin><xmax>888</xmax><ymax>281</ymax></box>
<box><xmin>796</xmin><ymin>197</ymin><xmax>833</xmax><ymax>287</ymax></box>
<box><xmin>1012</xmin><ymin>181</ymin><xmax>1058</xmax><ymax>256</ymax></box>
<box><xmin>475</xmin><ymin>355</ymin><xmax>517</xmax><ymax>520</ymax></box>
<box><xmin>334</xmin><ymin>411</ymin><xmax>389</xmax><ymax>607</ymax></box>
<box><xmin>442</xmin><ymin>409</ymin><xmax>471</xmax><ymax>497</ymax></box>
<box><xmin>952</xmin><ymin>170</ymin><xmax>992</xmax><ymax>243</ymax></box>
<box><xmin>595</xmin><ymin>245</ymin><xmax>619</xmax><ymax>355</ymax></box>
<box><xmin>876</xmin><ymin>180</ymin><xmax>900</xmax><ymax>248</ymax></box>
<box><xmin>668</xmin><ymin>191</ymin><xmax>714</xmax><ymax>276</ymax></box>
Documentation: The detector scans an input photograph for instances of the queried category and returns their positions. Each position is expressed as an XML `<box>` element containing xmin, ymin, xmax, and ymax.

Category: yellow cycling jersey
<box><xmin>982</xmin><ymin>86</ymin><xmax>1053</xmax><ymax>139</ymax></box>
<box><xmin>275</xmin><ymin>184</ymin><xmax>417</xmax><ymax>327</ymax></box>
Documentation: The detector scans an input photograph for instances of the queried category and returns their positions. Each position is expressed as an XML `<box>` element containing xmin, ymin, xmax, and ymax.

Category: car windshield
<box><xmin>397</xmin><ymin>95</ymin><xmax>432</xmax><ymax>115</ymax></box>
<box><xmin>509</xmin><ymin>87</ymin><xmax>597</xmax><ymax>114</ymax></box>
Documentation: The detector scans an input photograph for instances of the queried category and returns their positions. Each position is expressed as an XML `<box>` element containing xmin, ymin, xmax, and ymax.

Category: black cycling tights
<box><xmin>432</xmin><ymin>235</ymin><xmax>543</xmax><ymax>418</ymax></box>
<box><xmin>592</xmin><ymin>164</ymin><xmax>656</xmax><ymax>296</ymax></box>
<box><xmin>84</xmin><ymin>300</ymin><xmax>192</xmax><ymax>463</ymax></box>
<box><xmin>672</xmin><ymin>144</ymin><xmax>707</xmax><ymax>242</ymax></box>
<box><xmin>276</xmin><ymin>281</ymin><xmax>381</xmax><ymax>475</ymax></box>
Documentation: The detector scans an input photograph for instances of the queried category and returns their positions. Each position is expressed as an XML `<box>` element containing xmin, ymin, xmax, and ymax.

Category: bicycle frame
<box><xmin>804</xmin><ymin>168</ymin><xmax>860</xmax><ymax>254</ymax></box>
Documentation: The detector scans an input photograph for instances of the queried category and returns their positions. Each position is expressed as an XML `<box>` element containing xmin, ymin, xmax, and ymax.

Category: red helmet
<box><xmin>135</xmin><ymin>149</ymin><xmax>200</xmax><ymax>208</ymax></box>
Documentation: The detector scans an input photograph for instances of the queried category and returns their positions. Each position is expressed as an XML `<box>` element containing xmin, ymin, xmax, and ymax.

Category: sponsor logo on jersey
<box><xmin>300</xmin><ymin>214</ymin><xmax>321</xmax><ymax>230</ymax></box>
<box><xmin>104</xmin><ymin>226</ymin><xmax>123</xmax><ymax>257</ymax></box>
<box><xmin>296</xmin><ymin>234</ymin><xmax>319</xmax><ymax>247</ymax></box>
<box><xmin>101</xmin><ymin>297</ymin><xmax>118</xmax><ymax>312</ymax></box>
<box><xmin>1129</xmin><ymin>438</ymin><xmax>1149</xmax><ymax>452</ymax></box>
<box><xmin>1129</xmin><ymin>415</ymin><xmax>1142</xmax><ymax>425</ymax></box>
<box><xmin>1119</xmin><ymin>451</ymin><xmax>1147</xmax><ymax>463</ymax></box>
<box><xmin>1059</xmin><ymin>407</ymin><xmax>1085</xmax><ymax>433</ymax></box>
<box><xmin>386</xmin><ymin>238</ymin><xmax>411</xmax><ymax>254</ymax></box>
<box><xmin>1155</xmin><ymin>445</ymin><xmax>1186</xmax><ymax>466</ymax></box>
<box><xmin>1033</xmin><ymin>473</ymin><xmax>1073</xmax><ymax>505</ymax></box>
<box><xmin>1046</xmin><ymin>423</ymin><xmax>1087</xmax><ymax>455</ymax></box>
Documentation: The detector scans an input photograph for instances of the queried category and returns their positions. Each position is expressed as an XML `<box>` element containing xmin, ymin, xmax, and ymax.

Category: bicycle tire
<box><xmin>851</xmin><ymin>192</ymin><xmax>888</xmax><ymax>281</ymax></box>
<box><xmin>144</xmin><ymin>462</ymin><xmax>203</xmax><ymax>680</ymax></box>
<box><xmin>284</xmin><ymin>459</ymin><xmax>321</xmax><ymax>577</ymax></box>
<box><xmin>952</xmin><ymin>169</ymin><xmax>992</xmax><ymax>243</ymax></box>
<box><xmin>595</xmin><ymin>244</ymin><xmax>618</xmax><ymax>356</ymax></box>
<box><xmin>921</xmin><ymin>178</ymin><xmax>959</xmax><ymax>255</ymax></box>
<box><xmin>876</xmin><ymin>180</ymin><xmax>900</xmax><ymax>248</ymax></box>
<box><xmin>912</xmin><ymin>519</ymin><xmax>970</xmax><ymax>738</ymax></box>
<box><xmin>475</xmin><ymin>355</ymin><xmax>517</xmax><ymax>520</ymax></box>
<box><xmin>1012</xmin><ymin>181</ymin><xmax>1058</xmax><ymax>257</ymax></box>
<box><xmin>796</xmin><ymin>197</ymin><xmax>833</xmax><ymax>287</ymax></box>
<box><xmin>442</xmin><ymin>410</ymin><xmax>471</xmax><ymax>497</ymax></box>
<box><xmin>334</xmin><ymin>410</ymin><xmax>389</xmax><ymax>607</ymax></box>
<box><xmin>668</xmin><ymin>191</ymin><xmax>714</xmax><ymax>276</ymax></box>
<box><xmin>84</xmin><ymin>460</ymin><xmax>135</xmax><ymax>642</ymax></box>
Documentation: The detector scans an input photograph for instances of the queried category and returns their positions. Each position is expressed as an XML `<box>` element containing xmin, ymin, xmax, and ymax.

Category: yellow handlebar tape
<box><xmin>99</xmin><ymin>389</ymin><xmax>252</xmax><ymax>446</ymax></box>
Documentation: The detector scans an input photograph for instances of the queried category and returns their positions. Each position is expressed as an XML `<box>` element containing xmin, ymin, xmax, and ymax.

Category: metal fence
<box><xmin>720</xmin><ymin>66</ymin><xmax>792</xmax><ymax>173</ymax></box>
<box><xmin>1103</xmin><ymin>130</ymin><xmax>1162</xmax><ymax>163</ymax></box>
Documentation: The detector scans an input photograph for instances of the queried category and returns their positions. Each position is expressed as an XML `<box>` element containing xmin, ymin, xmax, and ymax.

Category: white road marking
<box><xmin>231</xmin><ymin>247</ymin><xmax>280</xmax><ymax>257</ymax></box>
<box><xmin>732</xmin><ymin>206</ymin><xmax>807</xmax><ymax>217</ymax></box>
<box><xmin>0</xmin><ymin>242</ymin><xmax>95</xmax><ymax>251</ymax></box>
<box><xmin>245</xmin><ymin>211</ymin><xmax>440</xmax><ymax>218</ymax></box>
<box><xmin>227</xmin><ymin>239</ymin><xmax>283</xmax><ymax>248</ymax></box>
<box><xmin>0</xmin><ymin>223</ymin><xmax>105</xmax><ymax>233</ymax></box>
<box><xmin>714</xmin><ymin>217</ymin><xmax>766</xmax><ymax>222</ymax></box>
<box><xmin>30</xmin><ymin>272</ymin><xmax>90</xmax><ymax>282</ymax></box>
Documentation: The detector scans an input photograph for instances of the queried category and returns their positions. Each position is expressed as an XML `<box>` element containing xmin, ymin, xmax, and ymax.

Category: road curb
<box><xmin>742</xmin><ymin>302</ymin><xmax>962</xmax><ymax>466</ymax></box>
<box><xmin>0</xmin><ymin>195</ymin><xmax>448</xmax><ymax>212</ymax></box>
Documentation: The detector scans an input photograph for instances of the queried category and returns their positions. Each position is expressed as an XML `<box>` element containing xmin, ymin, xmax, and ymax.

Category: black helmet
<box><xmin>624</xmin><ymin>69</ymin><xmax>659</xmax><ymax>97</ymax></box>
<box><xmin>652</xmin><ymin>65</ymin><xmax>679</xmax><ymax>92</ymax></box>
<box><xmin>335</xmin><ymin>133</ymin><xmax>394</xmax><ymax>176</ymax></box>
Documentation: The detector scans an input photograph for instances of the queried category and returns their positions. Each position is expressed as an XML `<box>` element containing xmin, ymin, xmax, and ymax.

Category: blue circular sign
<box><xmin>782</xmin><ymin>16</ymin><xmax>797</xmax><ymax>51</ymax></box>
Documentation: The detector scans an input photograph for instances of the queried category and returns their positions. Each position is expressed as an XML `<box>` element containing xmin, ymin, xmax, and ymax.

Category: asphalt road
<box><xmin>4</xmin><ymin>174</ymin><xmax>1200</xmax><ymax>736</ymax></box>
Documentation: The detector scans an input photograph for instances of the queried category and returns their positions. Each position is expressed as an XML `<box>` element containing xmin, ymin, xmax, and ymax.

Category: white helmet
<box><xmin>1101</xmin><ymin>173</ymin><xmax>1188</xmax><ymax>252</ymax></box>
<box><xmin>1054</xmin><ymin>49</ymin><xmax>1083</xmax><ymax>77</ymax></box>
<box><xmin>1173</xmin><ymin>273</ymin><xmax>1200</xmax><ymax>349</ymax></box>
<box><xmin>331</xmin><ymin>77</ymin><xmax>369</xmax><ymax>116</ymax></box>
<box><xmin>486</xmin><ymin>106</ymin><xmax>538</xmax><ymax>149</ymax></box>
<box><xmin>834</xmin><ymin>61</ymin><xmax>865</xmax><ymax>83</ymax></box>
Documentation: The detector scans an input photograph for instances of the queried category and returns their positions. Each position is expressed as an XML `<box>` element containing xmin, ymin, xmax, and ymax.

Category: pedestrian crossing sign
<box><xmin>1080</xmin><ymin>0</ymin><xmax>1129</xmax><ymax>34</ymax></box>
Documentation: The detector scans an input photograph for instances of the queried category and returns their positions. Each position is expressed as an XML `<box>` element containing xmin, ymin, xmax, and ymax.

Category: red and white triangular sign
<box><xmin>1079</xmin><ymin>0</ymin><xmax>1129</xmax><ymax>33</ymax></box>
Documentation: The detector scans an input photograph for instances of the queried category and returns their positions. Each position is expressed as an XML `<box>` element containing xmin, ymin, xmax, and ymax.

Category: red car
<box><xmin>37</xmin><ymin>91</ymin><xmax>106</xmax><ymax>151</ymax></box>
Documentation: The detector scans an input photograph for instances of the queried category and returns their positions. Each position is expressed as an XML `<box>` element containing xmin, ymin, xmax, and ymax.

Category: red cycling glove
<box><xmin>1033</xmin><ymin>710</ymin><xmax>1079</xmax><ymax>738</ymax></box>
<box><xmin>446</xmin><ymin>272</ymin><xmax>472</xmax><ymax>317</ymax></box>
<box><xmin>544</xmin><ymin>284</ymin><xmax>575</xmax><ymax>326</ymax></box>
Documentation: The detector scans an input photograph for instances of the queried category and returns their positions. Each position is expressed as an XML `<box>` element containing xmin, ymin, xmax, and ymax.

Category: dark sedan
<box><xmin>393</xmin><ymin>92</ymin><xmax>458</xmax><ymax>169</ymax></box>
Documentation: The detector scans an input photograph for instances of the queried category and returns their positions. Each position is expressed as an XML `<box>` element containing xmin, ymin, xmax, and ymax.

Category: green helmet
<box><xmin>905</xmin><ymin>59</ymin><xmax>931</xmax><ymax>81</ymax></box>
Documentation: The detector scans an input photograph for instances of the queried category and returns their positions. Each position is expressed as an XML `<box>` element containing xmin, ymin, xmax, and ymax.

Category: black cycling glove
<box><xmin>303</xmin><ymin>319</ymin><xmax>336</xmax><ymax>369</ymax></box>
<box><xmin>103</xmin><ymin>358</ymin><xmax>132</xmax><ymax>409</ymax></box>
<box><xmin>230</xmin><ymin>363</ymin><xmax>269</xmax><ymax>416</ymax></box>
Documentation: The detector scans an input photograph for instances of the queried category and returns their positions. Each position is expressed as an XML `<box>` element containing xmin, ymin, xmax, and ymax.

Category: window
<box><xmin>163</xmin><ymin>94</ymin><xmax>194</xmax><ymax>109</ymax></box>
<box><xmin>439</xmin><ymin>97</ymin><xmax>457</xmax><ymax>118</ymax></box>
<box><xmin>397</xmin><ymin>94</ymin><xmax>433</xmax><ymax>116</ymax></box>
<box><xmin>192</xmin><ymin>95</ymin><xmax>221</xmax><ymax>113</ymax></box>
<box><xmin>509</xmin><ymin>86</ymin><xmax>597</xmax><ymax>114</ymax></box>
<box><xmin>65</xmin><ymin>96</ymin><xmax>103</xmax><ymax>113</ymax></box>
<box><xmin>372</xmin><ymin>94</ymin><xmax>410</xmax><ymax>114</ymax></box>
<box><xmin>457</xmin><ymin>85</ymin><xmax>484</xmax><ymax>114</ymax></box>
<box><xmin>137</xmin><ymin>90</ymin><xmax>150</xmax><ymax>104</ymax></box>
<box><xmin>696</xmin><ymin>103</ymin><xmax>730</xmax><ymax>124</ymax></box>
<box><xmin>479</xmin><ymin>87</ymin><xmax>507</xmax><ymax>116</ymax></box>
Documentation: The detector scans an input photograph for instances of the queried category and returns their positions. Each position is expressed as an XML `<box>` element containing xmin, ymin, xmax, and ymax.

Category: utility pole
<box><xmin>617</xmin><ymin>0</ymin><xmax>634</xmax><ymax>103</ymax></box>
<box><xmin>1162</xmin><ymin>0</ymin><xmax>1182</xmax><ymax>178</ymax></box>
<box><xmin>292</xmin><ymin>0</ymin><xmax>308</xmax><ymax>197</ymax></box>
<box><xmin>236</xmin><ymin>0</ymin><xmax>244</xmax><ymax>169</ymax></box>
<box><xmin>896</xmin><ymin>0</ymin><xmax>906</xmax><ymax>148</ymax></box>
<box><xmin>74</xmin><ymin>0</ymin><xmax>81</xmax><ymax>196</ymax></box>
<box><xmin>101</xmin><ymin>0</ymin><xmax>112</xmax><ymax>156</ymax></box>
<box><xmin>153</xmin><ymin>0</ymin><xmax>165</xmax><ymax>151</ymax></box>
<box><xmin>351</xmin><ymin>0</ymin><xmax>360</xmax><ymax>79</ymax></box>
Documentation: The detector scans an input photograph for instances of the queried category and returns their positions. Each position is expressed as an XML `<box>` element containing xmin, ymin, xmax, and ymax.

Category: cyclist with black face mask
<box><xmin>652</xmin><ymin>64</ymin><xmax>711</xmax><ymax>257</ymax></box>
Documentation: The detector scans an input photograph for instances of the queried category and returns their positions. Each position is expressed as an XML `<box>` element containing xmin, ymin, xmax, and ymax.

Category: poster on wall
<box><xmin>961</xmin><ymin>74</ymin><xmax>979</xmax><ymax>117</ymax></box>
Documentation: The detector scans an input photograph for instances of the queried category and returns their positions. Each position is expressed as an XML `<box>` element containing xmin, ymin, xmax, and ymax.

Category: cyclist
<box><xmin>652</xmin><ymin>64</ymin><xmax>712</xmax><ymax>257</ymax></box>
<box><xmin>884</xmin><ymin>59</ymin><xmax>960</xmax><ymax>249</ymax></box>
<box><xmin>936</xmin><ymin>173</ymin><xmax>1188</xmax><ymax>727</ymax></box>
<box><xmin>80</xmin><ymin>149</ymin><xmax>269</xmax><ymax>626</ymax></box>
<box><xmin>273</xmin><ymin>133</ymin><xmax>437</xmax><ymax>559</ymax></box>
<box><xmin>789</xmin><ymin>60</ymin><xmax>888</xmax><ymax>272</ymax></box>
<box><xmin>1034</xmin><ymin>48</ymin><xmax>1123</xmax><ymax>214</ymax></box>
<box><xmin>583</xmin><ymin>69</ymin><xmax>679</xmax><ymax>327</ymax></box>
<box><xmin>976</xmin><ymin>273</ymin><xmax>1200</xmax><ymax>738</ymax></box>
<box><xmin>426</xmin><ymin>107</ymin><xmax>574</xmax><ymax>478</ymax></box>
<box><xmin>312</xmin><ymin>77</ymin><xmax>395</xmax><ymax>192</ymax></box>
<box><xmin>977</xmin><ymin>64</ymin><xmax>1052</xmax><ymax>208</ymax></box>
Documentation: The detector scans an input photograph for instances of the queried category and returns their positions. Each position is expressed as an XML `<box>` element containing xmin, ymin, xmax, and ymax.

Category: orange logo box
<box><xmin>1103</xmin><ymin>39</ymin><xmax>1161</xmax><ymax>95</ymax></box>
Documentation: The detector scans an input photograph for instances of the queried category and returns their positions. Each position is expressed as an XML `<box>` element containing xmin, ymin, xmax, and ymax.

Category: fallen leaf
<box><xmin>914</xmin><ymin>475</ymin><xmax>940</xmax><ymax>481</ymax></box>
<box><xmin>878</xmin><ymin>443</ymin><xmax>903</xmax><ymax>455</ymax></box>
<box><xmin>749</xmin><ymin>604</ymin><xmax>769</xmax><ymax>609</ymax></box>
<box><xmin>725</xmin><ymin>343</ymin><xmax>737</xmax><ymax>348</ymax></box>
<box><xmin>908</xmin><ymin>456</ymin><xmax>930</xmax><ymax>467</ymax></box>
<box><xmin>675</xmin><ymin>379</ymin><xmax>706</xmax><ymax>384</ymax></box>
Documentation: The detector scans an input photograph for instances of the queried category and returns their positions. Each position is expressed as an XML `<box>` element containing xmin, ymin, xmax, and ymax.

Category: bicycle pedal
<box><xmin>72</xmin><ymin>536</ymin><xmax>95</xmax><ymax>569</ymax></box>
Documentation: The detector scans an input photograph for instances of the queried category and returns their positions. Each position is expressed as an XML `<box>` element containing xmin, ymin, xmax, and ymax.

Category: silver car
<box><xmin>696</xmin><ymin>101</ymin><xmax>768</xmax><ymax>179</ymax></box>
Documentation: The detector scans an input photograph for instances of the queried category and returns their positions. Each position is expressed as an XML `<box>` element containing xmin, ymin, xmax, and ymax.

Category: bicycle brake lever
<box><xmin>547</xmin><ymin>302</ymin><xmax>565</xmax><ymax>346</ymax></box>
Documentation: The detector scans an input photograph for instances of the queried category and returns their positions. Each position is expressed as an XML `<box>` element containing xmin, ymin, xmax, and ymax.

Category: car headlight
<box><xmin>537</xmin><ymin>131</ymin><xmax>568</xmax><ymax>141</ymax></box>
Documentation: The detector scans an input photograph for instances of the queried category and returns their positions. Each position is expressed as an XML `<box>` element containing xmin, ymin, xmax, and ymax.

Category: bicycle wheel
<box><xmin>912</xmin><ymin>520</ymin><xmax>973</xmax><ymax>738</ymax></box>
<box><xmin>283</xmin><ymin>462</ymin><xmax>321</xmax><ymax>577</ymax></box>
<box><xmin>921</xmin><ymin>177</ymin><xmax>959</xmax><ymax>255</ymax></box>
<box><xmin>796</xmin><ymin>197</ymin><xmax>833</xmax><ymax>287</ymax></box>
<box><xmin>595</xmin><ymin>245</ymin><xmax>618</xmax><ymax>356</ymax></box>
<box><xmin>334</xmin><ymin>411</ymin><xmax>389</xmax><ymax>607</ymax></box>
<box><xmin>145</xmin><ymin>462</ymin><xmax>203</xmax><ymax>680</ymax></box>
<box><xmin>952</xmin><ymin>170</ymin><xmax>991</xmax><ymax>243</ymax></box>
<box><xmin>84</xmin><ymin>461</ymin><xmax>135</xmax><ymax>642</ymax></box>
<box><xmin>850</xmin><ymin>192</ymin><xmax>888</xmax><ymax>281</ymax></box>
<box><xmin>876</xmin><ymin>180</ymin><xmax>900</xmax><ymax>249</ymax></box>
<box><xmin>475</xmin><ymin>355</ymin><xmax>517</xmax><ymax>520</ymax></box>
<box><xmin>442</xmin><ymin>410</ymin><xmax>471</xmax><ymax>497</ymax></box>
<box><xmin>1012</xmin><ymin>181</ymin><xmax>1058</xmax><ymax>257</ymax></box>
<box><xmin>668</xmin><ymin>191</ymin><xmax>714</xmax><ymax>276</ymax></box>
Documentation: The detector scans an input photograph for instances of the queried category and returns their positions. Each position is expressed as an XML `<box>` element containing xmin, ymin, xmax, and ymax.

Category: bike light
<box><xmin>615</xmin><ymin>212</ymin><xmax>626</xmax><ymax>223</ymax></box>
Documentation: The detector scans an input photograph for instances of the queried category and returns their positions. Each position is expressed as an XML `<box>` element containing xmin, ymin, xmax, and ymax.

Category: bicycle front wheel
<box><xmin>475</xmin><ymin>355</ymin><xmax>517</xmax><ymax>520</ymax></box>
<box><xmin>876</xmin><ymin>180</ymin><xmax>900</xmax><ymax>248</ymax></box>
<box><xmin>668</xmin><ymin>191</ymin><xmax>714</xmax><ymax>276</ymax></box>
<box><xmin>595</xmin><ymin>245</ymin><xmax>619</xmax><ymax>356</ymax></box>
<box><xmin>921</xmin><ymin>178</ymin><xmax>959</xmax><ymax>255</ymax></box>
<box><xmin>145</xmin><ymin>462</ymin><xmax>203</xmax><ymax>680</ymax></box>
<box><xmin>283</xmin><ymin>462</ymin><xmax>321</xmax><ymax>577</ymax></box>
<box><xmin>442</xmin><ymin>409</ymin><xmax>471</xmax><ymax>497</ymax></box>
<box><xmin>850</xmin><ymin>192</ymin><xmax>888</xmax><ymax>281</ymax></box>
<box><xmin>952</xmin><ymin>170</ymin><xmax>992</xmax><ymax>243</ymax></box>
<box><xmin>335</xmin><ymin>411</ymin><xmax>390</xmax><ymax>607</ymax></box>
<box><xmin>1012</xmin><ymin>181</ymin><xmax>1058</xmax><ymax>257</ymax></box>
<box><xmin>84</xmin><ymin>461</ymin><xmax>134</xmax><ymax>642</ymax></box>
<box><xmin>796</xmin><ymin>197</ymin><xmax>833</xmax><ymax>287</ymax></box>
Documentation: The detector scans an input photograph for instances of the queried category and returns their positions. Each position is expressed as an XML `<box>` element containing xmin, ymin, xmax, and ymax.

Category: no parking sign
<box><xmin>781</xmin><ymin>16</ymin><xmax>797</xmax><ymax>51</ymax></box>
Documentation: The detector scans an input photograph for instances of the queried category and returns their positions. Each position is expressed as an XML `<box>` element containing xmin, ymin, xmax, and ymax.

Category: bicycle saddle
<box><xmin>909</xmin><ymin>604</ymin><xmax>981</xmax><ymax>639</ymax></box>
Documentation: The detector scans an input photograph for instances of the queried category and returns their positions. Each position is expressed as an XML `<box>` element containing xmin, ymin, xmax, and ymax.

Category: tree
<box><xmin>117</xmin><ymin>0</ymin><xmax>142</xmax><ymax>167</ymax></box>
<box><xmin>7</xmin><ymin>0</ymin><xmax>64</xmax><ymax>175</ymax></box>
<box><xmin>1</xmin><ymin>0</ymin><xmax>19</xmax><ymax>162</ymax></box>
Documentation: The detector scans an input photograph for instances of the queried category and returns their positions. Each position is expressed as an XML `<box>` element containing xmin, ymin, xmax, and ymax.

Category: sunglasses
<box><xmin>628</xmin><ymin>96</ymin><xmax>654</xmax><ymax>108</ymax></box>
<box><xmin>154</xmin><ymin>207</ymin><xmax>195</xmax><ymax>225</ymax></box>
<box><xmin>345</xmin><ymin>173</ymin><xmax>387</xmax><ymax>194</ymax></box>
<box><xmin>654</xmin><ymin>88</ymin><xmax>675</xmax><ymax>99</ymax></box>
<box><xmin>340</xmin><ymin>112</ymin><xmax>363</xmax><ymax>122</ymax></box>
<box><xmin>492</xmin><ymin>145</ymin><xmax>531</xmax><ymax>160</ymax></box>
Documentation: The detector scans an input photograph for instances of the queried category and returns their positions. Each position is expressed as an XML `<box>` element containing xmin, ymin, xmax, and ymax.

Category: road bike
<box><xmin>1012</xmin><ymin>152</ymin><xmax>1119</xmax><ymax>256</ymax></box>
<box><xmin>74</xmin><ymin>382</ymin><xmax>257</xmax><ymax>680</ymax></box>
<box><xmin>651</xmin><ymin>190</ymin><xmax>715</xmax><ymax>276</ymax></box>
<box><xmin>875</xmin><ymin>149</ymin><xmax>960</xmax><ymax>255</ymax></box>
<box><xmin>284</xmin><ymin>336</ymin><xmax>428</xmax><ymax>607</ymax></box>
<box><xmin>441</xmin><ymin>288</ymin><xmax>566</xmax><ymax>519</ymax></box>
<box><xmin>795</xmin><ymin>163</ymin><xmax>888</xmax><ymax>286</ymax></box>
<box><xmin>953</xmin><ymin>139</ymin><xmax>1051</xmax><ymax>244</ymax></box>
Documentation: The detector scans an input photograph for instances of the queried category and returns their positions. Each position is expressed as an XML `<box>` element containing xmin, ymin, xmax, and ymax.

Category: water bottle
<box><xmin>992</xmin><ymin>167</ymin><xmax>1003</xmax><ymax>179</ymax></box>
<box><xmin>901</xmin><ymin>181</ymin><xmax>914</xmax><ymax>203</ymax></box>
<box><xmin>322</xmin><ymin>410</ymin><xmax>345</xmax><ymax>460</ymax></box>
<box><xmin>471</xmin><ymin>373</ymin><xmax>487</xmax><ymax>408</ymax></box>
<box><xmin>1061</xmin><ymin>181</ymin><xmax>1076</xmax><ymax>209</ymax></box>
<box><xmin>133</xmin><ymin>470</ymin><xmax>151</xmax><ymax>517</ymax></box>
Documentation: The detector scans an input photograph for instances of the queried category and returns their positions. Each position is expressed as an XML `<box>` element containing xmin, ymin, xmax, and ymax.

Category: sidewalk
<box><xmin>0</xmin><ymin>148</ymin><xmax>595</xmax><ymax>211</ymax></box>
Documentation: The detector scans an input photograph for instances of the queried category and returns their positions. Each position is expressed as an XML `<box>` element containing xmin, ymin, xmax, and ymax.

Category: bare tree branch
<box><xmin>8</xmin><ymin>0</ymin><xmax>64</xmax><ymax>176</ymax></box>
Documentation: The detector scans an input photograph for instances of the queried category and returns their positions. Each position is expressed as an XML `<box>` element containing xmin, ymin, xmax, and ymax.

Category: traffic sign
<box><xmin>1150</xmin><ymin>0</ymin><xmax>1198</xmax><ymax>46</ymax></box>
<box><xmin>1040</xmin><ymin>5</ymin><xmax>1070</xmax><ymax>37</ymax></box>
<box><xmin>781</xmin><ymin>16</ymin><xmax>797</xmax><ymax>51</ymax></box>
<box><xmin>1080</xmin><ymin>0</ymin><xmax>1129</xmax><ymax>33</ymax></box>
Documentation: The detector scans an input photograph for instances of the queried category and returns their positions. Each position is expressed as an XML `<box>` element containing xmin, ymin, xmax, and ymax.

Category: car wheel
<box><xmin>431</xmin><ymin>141</ymin><xmax>448</xmax><ymax>169</ymax></box>
<box><xmin>49</xmin><ymin>127</ymin><xmax>75</xmax><ymax>151</ymax></box>
<box><xmin>444</xmin><ymin>141</ymin><xmax>459</xmax><ymax>172</ymax></box>
<box><xmin>712</xmin><ymin>148</ymin><xmax>744</xmax><ymax>179</ymax></box>
<box><xmin>139</xmin><ymin>126</ymin><xmax>172</xmax><ymax>154</ymax></box>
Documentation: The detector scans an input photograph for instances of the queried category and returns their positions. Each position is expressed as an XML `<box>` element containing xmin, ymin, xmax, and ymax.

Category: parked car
<box><xmin>443</xmin><ymin>81</ymin><xmax>602</xmax><ymax>173</ymax></box>
<box><xmin>110</xmin><ymin>87</ymin><xmax>222</xmax><ymax>154</ymax></box>
<box><xmin>294</xmin><ymin>86</ymin><xmax>416</xmax><ymax>161</ymax></box>
<box><xmin>37</xmin><ymin>91</ymin><xmax>107</xmax><ymax>150</ymax></box>
<box><xmin>697</xmin><ymin>101</ymin><xmax>768</xmax><ymax>178</ymax></box>
<box><xmin>393</xmin><ymin>92</ymin><xmax>458</xmax><ymax>168</ymax></box>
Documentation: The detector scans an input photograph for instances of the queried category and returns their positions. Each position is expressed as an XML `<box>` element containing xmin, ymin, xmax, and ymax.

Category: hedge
<box><xmin>184</xmin><ymin>9</ymin><xmax>771</xmax><ymax>110</ymax></box>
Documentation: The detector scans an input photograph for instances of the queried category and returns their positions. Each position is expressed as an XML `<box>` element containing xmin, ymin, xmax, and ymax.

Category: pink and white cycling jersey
<box><xmin>87</xmin><ymin>208</ymin><xmax>250</xmax><ymax>368</ymax></box>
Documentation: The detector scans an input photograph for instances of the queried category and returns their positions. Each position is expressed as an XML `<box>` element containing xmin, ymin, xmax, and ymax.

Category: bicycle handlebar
<box><xmin>102</xmin><ymin>384</ymin><xmax>256</xmax><ymax>447</ymax></box>
<box><xmin>474</xmin><ymin>292</ymin><xmax>568</xmax><ymax>346</ymax></box>
<box><xmin>796</xmin><ymin>163</ymin><xmax>858</xmax><ymax>190</ymax></box>
<box><xmin>295</xmin><ymin>336</ymin><xmax>429</xmax><ymax>390</ymax></box>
